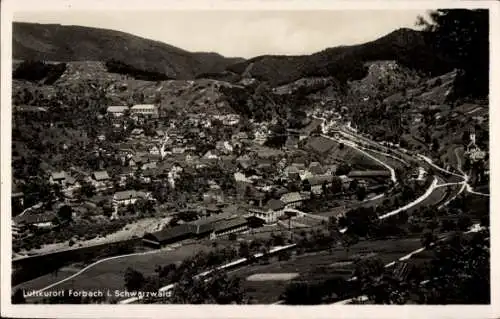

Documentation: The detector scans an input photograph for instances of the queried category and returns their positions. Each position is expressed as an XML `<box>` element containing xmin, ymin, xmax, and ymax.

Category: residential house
<box><xmin>155</xmin><ymin>130</ymin><xmax>166</xmax><ymax>138</ymax></box>
<box><xmin>284</xmin><ymin>165</ymin><xmax>300</xmax><ymax>180</ymax></box>
<box><xmin>112</xmin><ymin>190</ymin><xmax>152</xmax><ymax>208</ymax></box>
<box><xmin>254</xmin><ymin>130</ymin><xmax>268</xmax><ymax>145</ymax></box>
<box><xmin>91</xmin><ymin>170</ymin><xmax>111</xmax><ymax>191</ymax></box>
<box><xmin>308</xmin><ymin>162</ymin><xmax>324</xmax><ymax>175</ymax></box>
<box><xmin>131</xmin><ymin>128</ymin><xmax>144</xmax><ymax>136</ymax></box>
<box><xmin>280</xmin><ymin>192</ymin><xmax>307</xmax><ymax>209</ymax></box>
<box><xmin>141</xmin><ymin>161</ymin><xmax>158</xmax><ymax>171</ymax></box>
<box><xmin>203</xmin><ymin>150</ymin><xmax>219</xmax><ymax>160</ymax></box>
<box><xmin>307</xmin><ymin>175</ymin><xmax>335</xmax><ymax>195</ymax></box>
<box><xmin>13</xmin><ymin>212</ymin><xmax>57</xmax><ymax>230</ymax></box>
<box><xmin>172</xmin><ymin>147</ymin><xmax>186</xmax><ymax>154</ymax></box>
<box><xmin>203</xmin><ymin>188</ymin><xmax>225</xmax><ymax>204</ymax></box>
<box><xmin>338</xmin><ymin>175</ymin><xmax>354</xmax><ymax>191</ymax></box>
<box><xmin>106</xmin><ymin>105</ymin><xmax>129</xmax><ymax>117</ymax></box>
<box><xmin>232</xmin><ymin>132</ymin><xmax>249</xmax><ymax>144</ymax></box>
<box><xmin>149</xmin><ymin>145</ymin><xmax>161</xmax><ymax>156</ymax></box>
<box><xmin>284</xmin><ymin>134</ymin><xmax>299</xmax><ymax>149</ymax></box>
<box><xmin>215</xmin><ymin>141</ymin><xmax>233</xmax><ymax>154</ymax></box>
<box><xmin>50</xmin><ymin>171</ymin><xmax>67</xmax><ymax>186</ymax></box>
<box><xmin>222</xmin><ymin>114</ymin><xmax>241</xmax><ymax>126</ymax></box>
<box><xmin>236</xmin><ymin>154</ymin><xmax>253</xmax><ymax>170</ymax></box>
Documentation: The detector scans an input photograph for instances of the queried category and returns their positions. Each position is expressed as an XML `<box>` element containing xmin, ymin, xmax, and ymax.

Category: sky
<box><xmin>14</xmin><ymin>10</ymin><xmax>428</xmax><ymax>58</ymax></box>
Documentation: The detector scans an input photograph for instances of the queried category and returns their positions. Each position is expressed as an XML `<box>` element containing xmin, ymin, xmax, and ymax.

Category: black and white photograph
<box><xmin>1</xmin><ymin>0</ymin><xmax>498</xmax><ymax>317</ymax></box>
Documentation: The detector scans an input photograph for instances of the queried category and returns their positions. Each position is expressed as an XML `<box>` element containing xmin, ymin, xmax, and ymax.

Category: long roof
<box><xmin>213</xmin><ymin>217</ymin><xmax>248</xmax><ymax>233</ymax></box>
<box><xmin>113</xmin><ymin>190</ymin><xmax>138</xmax><ymax>201</ymax></box>
<box><xmin>280</xmin><ymin>192</ymin><xmax>304</xmax><ymax>204</ymax></box>
<box><xmin>107</xmin><ymin>105</ymin><xmax>129</xmax><ymax>113</ymax></box>
<box><xmin>144</xmin><ymin>224</ymin><xmax>193</xmax><ymax>243</ymax></box>
<box><xmin>51</xmin><ymin>171</ymin><xmax>66</xmax><ymax>180</ymax></box>
<box><xmin>348</xmin><ymin>170</ymin><xmax>391</xmax><ymax>177</ymax></box>
<box><xmin>307</xmin><ymin>174</ymin><xmax>334</xmax><ymax>186</ymax></box>
<box><xmin>131</xmin><ymin>104</ymin><xmax>157</xmax><ymax>110</ymax></box>
<box><xmin>265</xmin><ymin>199</ymin><xmax>285</xmax><ymax>211</ymax></box>
<box><xmin>93</xmin><ymin>170</ymin><xmax>110</xmax><ymax>181</ymax></box>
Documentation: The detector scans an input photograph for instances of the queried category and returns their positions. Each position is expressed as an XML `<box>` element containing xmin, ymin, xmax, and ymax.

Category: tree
<box><xmin>328</xmin><ymin>177</ymin><xmax>341</xmax><ymax>195</ymax></box>
<box><xmin>80</xmin><ymin>181</ymin><xmax>96</xmax><ymax>198</ymax></box>
<box><xmin>124</xmin><ymin>267</ymin><xmax>145</xmax><ymax>291</ymax></box>
<box><xmin>355</xmin><ymin>185</ymin><xmax>367</xmax><ymax>201</ymax></box>
<box><xmin>57</xmin><ymin>205</ymin><xmax>73</xmax><ymax>222</ymax></box>
<box><xmin>458</xmin><ymin>215</ymin><xmax>472</xmax><ymax>231</ymax></box>
<box><xmin>335</xmin><ymin>163</ymin><xmax>351</xmax><ymax>176</ymax></box>
<box><xmin>417</xmin><ymin>9</ymin><xmax>489</xmax><ymax>97</ymax></box>
<box><xmin>420</xmin><ymin>231</ymin><xmax>436</xmax><ymax>249</ymax></box>
<box><xmin>418</xmin><ymin>232</ymin><xmax>489</xmax><ymax>304</ymax></box>
<box><xmin>302</xmin><ymin>179</ymin><xmax>311</xmax><ymax>192</ymax></box>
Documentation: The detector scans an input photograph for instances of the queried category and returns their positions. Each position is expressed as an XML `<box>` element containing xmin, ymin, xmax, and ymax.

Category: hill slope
<box><xmin>13</xmin><ymin>22</ymin><xmax>244</xmax><ymax>79</ymax></box>
<box><xmin>225</xmin><ymin>28</ymin><xmax>452</xmax><ymax>86</ymax></box>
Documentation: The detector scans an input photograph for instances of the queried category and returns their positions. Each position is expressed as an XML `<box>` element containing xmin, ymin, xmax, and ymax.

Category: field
<box><xmin>230</xmin><ymin>237</ymin><xmax>424</xmax><ymax>303</ymax></box>
<box><xmin>307</xmin><ymin>137</ymin><xmax>385</xmax><ymax>170</ymax></box>
<box><xmin>19</xmin><ymin>242</ymin><xmax>224</xmax><ymax>298</ymax></box>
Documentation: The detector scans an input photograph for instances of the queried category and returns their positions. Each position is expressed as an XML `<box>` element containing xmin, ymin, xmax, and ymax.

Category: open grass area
<box><xmin>315</xmin><ymin>138</ymin><xmax>385</xmax><ymax>170</ymax></box>
<box><xmin>20</xmin><ymin>242</ymin><xmax>229</xmax><ymax>298</ymax></box>
<box><xmin>230</xmin><ymin>237</ymin><xmax>423</xmax><ymax>303</ymax></box>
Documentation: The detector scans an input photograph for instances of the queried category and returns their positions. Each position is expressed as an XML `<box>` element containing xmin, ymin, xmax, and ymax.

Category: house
<box><xmin>13</xmin><ymin>212</ymin><xmax>57</xmax><ymax>229</ymax></box>
<box><xmin>232</xmin><ymin>132</ymin><xmax>249</xmax><ymax>143</ymax></box>
<box><xmin>113</xmin><ymin>190</ymin><xmax>151</xmax><ymax>207</ymax></box>
<box><xmin>284</xmin><ymin>165</ymin><xmax>300</xmax><ymax>180</ymax></box>
<box><xmin>203</xmin><ymin>150</ymin><xmax>219</xmax><ymax>160</ymax></box>
<box><xmin>307</xmin><ymin>175</ymin><xmax>335</xmax><ymax>194</ymax></box>
<box><xmin>172</xmin><ymin>147</ymin><xmax>186</xmax><ymax>154</ymax></box>
<box><xmin>142</xmin><ymin>224</ymin><xmax>194</xmax><ymax>248</ymax></box>
<box><xmin>50</xmin><ymin>171</ymin><xmax>67</xmax><ymax>186</ymax></box>
<box><xmin>203</xmin><ymin>188</ymin><xmax>225</xmax><ymax>204</ymax></box>
<box><xmin>130</xmin><ymin>104</ymin><xmax>159</xmax><ymax>118</ymax></box>
<box><xmin>155</xmin><ymin>130</ymin><xmax>166</xmax><ymax>138</ymax></box>
<box><xmin>280</xmin><ymin>192</ymin><xmax>306</xmax><ymax>209</ymax></box>
<box><xmin>236</xmin><ymin>154</ymin><xmax>253</xmax><ymax>170</ymax></box>
<box><xmin>308</xmin><ymin>162</ymin><xmax>324</xmax><ymax>175</ymax></box>
<box><xmin>131</xmin><ymin>128</ymin><xmax>144</xmax><ymax>136</ymax></box>
<box><xmin>149</xmin><ymin>145</ymin><xmax>161</xmax><ymax>155</ymax></box>
<box><xmin>107</xmin><ymin>105</ymin><xmax>129</xmax><ymax>117</ymax></box>
<box><xmin>249</xmin><ymin>199</ymin><xmax>286</xmax><ymax>224</ymax></box>
<box><xmin>338</xmin><ymin>175</ymin><xmax>354</xmax><ymax>191</ymax></box>
<box><xmin>215</xmin><ymin>141</ymin><xmax>231</xmax><ymax>154</ymax></box>
<box><xmin>141</xmin><ymin>161</ymin><xmax>157</xmax><ymax>171</ymax></box>
<box><xmin>254</xmin><ymin>131</ymin><xmax>268</xmax><ymax>145</ymax></box>
<box><xmin>284</xmin><ymin>135</ymin><xmax>299</xmax><ymax>149</ymax></box>
<box><xmin>91</xmin><ymin>170</ymin><xmax>111</xmax><ymax>191</ymax></box>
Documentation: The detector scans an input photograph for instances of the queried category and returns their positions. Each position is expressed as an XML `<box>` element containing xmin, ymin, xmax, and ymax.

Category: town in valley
<box><xmin>10</xmin><ymin>9</ymin><xmax>490</xmax><ymax>305</ymax></box>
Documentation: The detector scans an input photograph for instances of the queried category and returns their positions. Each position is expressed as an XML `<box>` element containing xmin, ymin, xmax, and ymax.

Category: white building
<box><xmin>130</xmin><ymin>104</ymin><xmax>159</xmax><ymax>118</ymax></box>
<box><xmin>107</xmin><ymin>105</ymin><xmax>129</xmax><ymax>117</ymax></box>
